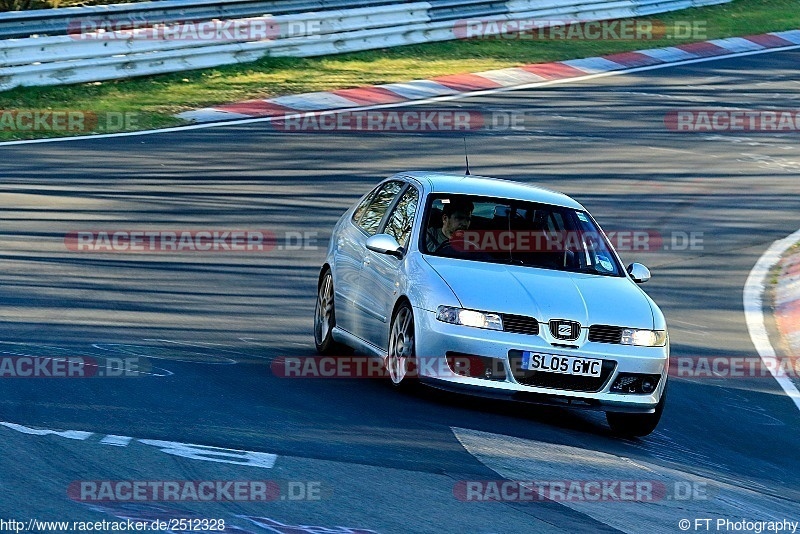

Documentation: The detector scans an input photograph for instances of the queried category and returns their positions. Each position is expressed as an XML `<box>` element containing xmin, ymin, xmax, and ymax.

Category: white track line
<box><xmin>744</xmin><ymin>228</ymin><xmax>800</xmax><ymax>412</ymax></box>
<box><xmin>0</xmin><ymin>43</ymin><xmax>798</xmax><ymax>147</ymax></box>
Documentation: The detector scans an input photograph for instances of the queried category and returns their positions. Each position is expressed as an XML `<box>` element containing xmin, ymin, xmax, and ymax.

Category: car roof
<box><xmin>401</xmin><ymin>171</ymin><xmax>585</xmax><ymax>210</ymax></box>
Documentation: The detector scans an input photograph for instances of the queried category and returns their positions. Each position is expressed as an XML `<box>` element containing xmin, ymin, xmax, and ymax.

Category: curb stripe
<box><xmin>786</xmin><ymin>260</ymin><xmax>800</xmax><ymax>278</ymax></box>
<box><xmin>707</xmin><ymin>37</ymin><xmax>764</xmax><ymax>53</ymax></box>
<box><xmin>476</xmin><ymin>67</ymin><xmax>548</xmax><ymax>86</ymax></box>
<box><xmin>676</xmin><ymin>41</ymin><xmax>728</xmax><ymax>57</ymax></box>
<box><xmin>377</xmin><ymin>80</ymin><xmax>460</xmax><ymax>99</ymax></box>
<box><xmin>636</xmin><ymin>46</ymin><xmax>698</xmax><ymax>62</ymax></box>
<box><xmin>431</xmin><ymin>73</ymin><xmax>502</xmax><ymax>91</ymax></box>
<box><xmin>601</xmin><ymin>51</ymin><xmax>664</xmax><ymax>68</ymax></box>
<box><xmin>775</xmin><ymin>250</ymin><xmax>800</xmax><ymax>353</ymax></box>
<box><xmin>270</xmin><ymin>92</ymin><xmax>361</xmax><ymax>110</ymax></box>
<box><xmin>332</xmin><ymin>86</ymin><xmax>408</xmax><ymax>105</ymax></box>
<box><xmin>175</xmin><ymin>108</ymin><xmax>251</xmax><ymax>122</ymax></box>
<box><xmin>215</xmin><ymin>100</ymin><xmax>294</xmax><ymax>117</ymax></box>
<box><xmin>744</xmin><ymin>228</ymin><xmax>800</xmax><ymax>413</ymax></box>
<box><xmin>776</xmin><ymin>301</ymin><xmax>800</xmax><ymax>333</ymax></box>
<box><xmin>561</xmin><ymin>57</ymin><xmax>627</xmax><ymax>73</ymax></box>
<box><xmin>518</xmin><ymin>62</ymin><xmax>586</xmax><ymax>79</ymax></box>
<box><xmin>177</xmin><ymin>29</ymin><xmax>800</xmax><ymax>123</ymax></box>
<box><xmin>744</xmin><ymin>33</ymin><xmax>794</xmax><ymax>48</ymax></box>
<box><xmin>774</xmin><ymin>30</ymin><xmax>800</xmax><ymax>44</ymax></box>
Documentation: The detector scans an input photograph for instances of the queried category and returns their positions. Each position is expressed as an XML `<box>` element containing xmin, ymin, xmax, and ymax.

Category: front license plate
<box><xmin>521</xmin><ymin>352</ymin><xmax>602</xmax><ymax>377</ymax></box>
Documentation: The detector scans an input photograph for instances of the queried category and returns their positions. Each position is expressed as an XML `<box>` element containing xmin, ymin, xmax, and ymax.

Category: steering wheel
<box><xmin>433</xmin><ymin>239</ymin><xmax>453</xmax><ymax>254</ymax></box>
<box><xmin>432</xmin><ymin>232</ymin><xmax>477</xmax><ymax>257</ymax></box>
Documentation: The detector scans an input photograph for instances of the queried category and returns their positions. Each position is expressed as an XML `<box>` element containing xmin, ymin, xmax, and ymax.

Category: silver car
<box><xmin>314</xmin><ymin>172</ymin><xmax>668</xmax><ymax>437</ymax></box>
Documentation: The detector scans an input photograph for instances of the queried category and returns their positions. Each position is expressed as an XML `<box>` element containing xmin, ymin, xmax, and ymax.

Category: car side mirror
<box><xmin>366</xmin><ymin>234</ymin><xmax>403</xmax><ymax>258</ymax></box>
<box><xmin>627</xmin><ymin>262</ymin><xmax>651</xmax><ymax>283</ymax></box>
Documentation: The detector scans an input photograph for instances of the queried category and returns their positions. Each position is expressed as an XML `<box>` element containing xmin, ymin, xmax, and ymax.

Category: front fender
<box><xmin>400</xmin><ymin>252</ymin><xmax>460</xmax><ymax>312</ymax></box>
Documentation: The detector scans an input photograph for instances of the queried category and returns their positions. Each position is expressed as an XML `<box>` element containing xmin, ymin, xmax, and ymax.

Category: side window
<box><xmin>546</xmin><ymin>211</ymin><xmax>566</xmax><ymax>232</ymax></box>
<box><xmin>356</xmin><ymin>181</ymin><xmax>403</xmax><ymax>236</ymax></box>
<box><xmin>385</xmin><ymin>186</ymin><xmax>419</xmax><ymax>249</ymax></box>
<box><xmin>352</xmin><ymin>186</ymin><xmax>379</xmax><ymax>224</ymax></box>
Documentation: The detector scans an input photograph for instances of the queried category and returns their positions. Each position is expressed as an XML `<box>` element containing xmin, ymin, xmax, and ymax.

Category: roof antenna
<box><xmin>463</xmin><ymin>136</ymin><xmax>471</xmax><ymax>176</ymax></box>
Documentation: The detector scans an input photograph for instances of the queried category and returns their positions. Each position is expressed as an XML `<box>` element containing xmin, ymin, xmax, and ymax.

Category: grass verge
<box><xmin>1</xmin><ymin>0</ymin><xmax>798</xmax><ymax>140</ymax></box>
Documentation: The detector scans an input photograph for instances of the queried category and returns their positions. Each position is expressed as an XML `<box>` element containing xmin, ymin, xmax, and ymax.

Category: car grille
<box><xmin>588</xmin><ymin>325</ymin><xmax>623</xmax><ymax>344</ymax></box>
<box><xmin>548</xmin><ymin>319</ymin><xmax>581</xmax><ymax>341</ymax></box>
<box><xmin>508</xmin><ymin>350</ymin><xmax>616</xmax><ymax>393</ymax></box>
<box><xmin>502</xmin><ymin>314</ymin><xmax>539</xmax><ymax>335</ymax></box>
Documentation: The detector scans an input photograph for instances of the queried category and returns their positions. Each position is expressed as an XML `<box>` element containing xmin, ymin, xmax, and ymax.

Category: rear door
<box><xmin>357</xmin><ymin>184</ymin><xmax>420</xmax><ymax>349</ymax></box>
<box><xmin>335</xmin><ymin>180</ymin><xmax>404</xmax><ymax>338</ymax></box>
<box><xmin>332</xmin><ymin>186</ymin><xmax>378</xmax><ymax>334</ymax></box>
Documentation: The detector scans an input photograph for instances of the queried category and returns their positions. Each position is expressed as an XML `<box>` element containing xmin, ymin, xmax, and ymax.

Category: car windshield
<box><xmin>421</xmin><ymin>194</ymin><xmax>623</xmax><ymax>276</ymax></box>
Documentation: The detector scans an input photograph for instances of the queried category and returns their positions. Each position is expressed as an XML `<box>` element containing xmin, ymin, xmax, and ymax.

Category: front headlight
<box><xmin>621</xmin><ymin>328</ymin><xmax>667</xmax><ymax>347</ymax></box>
<box><xmin>436</xmin><ymin>305</ymin><xmax>503</xmax><ymax>331</ymax></box>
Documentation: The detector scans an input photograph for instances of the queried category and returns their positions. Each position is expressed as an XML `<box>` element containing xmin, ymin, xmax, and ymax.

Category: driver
<box><xmin>425</xmin><ymin>198</ymin><xmax>474</xmax><ymax>253</ymax></box>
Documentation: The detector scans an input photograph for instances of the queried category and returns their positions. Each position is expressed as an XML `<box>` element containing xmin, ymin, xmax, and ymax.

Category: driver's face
<box><xmin>442</xmin><ymin>210</ymin><xmax>471</xmax><ymax>238</ymax></box>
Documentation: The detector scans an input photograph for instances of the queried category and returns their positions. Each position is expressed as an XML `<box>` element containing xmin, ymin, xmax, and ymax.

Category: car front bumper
<box><xmin>413</xmin><ymin>307</ymin><xmax>668</xmax><ymax>413</ymax></box>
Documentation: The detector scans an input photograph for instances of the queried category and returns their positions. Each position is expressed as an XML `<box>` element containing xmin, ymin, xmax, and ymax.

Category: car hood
<box><xmin>423</xmin><ymin>256</ymin><xmax>654</xmax><ymax>329</ymax></box>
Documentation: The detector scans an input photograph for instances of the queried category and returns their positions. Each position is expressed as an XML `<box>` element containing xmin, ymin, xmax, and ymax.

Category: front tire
<box><xmin>387</xmin><ymin>302</ymin><xmax>417</xmax><ymax>389</ymax></box>
<box><xmin>606</xmin><ymin>384</ymin><xmax>667</xmax><ymax>438</ymax></box>
<box><xmin>314</xmin><ymin>269</ymin><xmax>337</xmax><ymax>354</ymax></box>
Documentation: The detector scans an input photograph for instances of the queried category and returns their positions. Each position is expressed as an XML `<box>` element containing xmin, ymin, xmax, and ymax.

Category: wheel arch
<box><xmin>318</xmin><ymin>263</ymin><xmax>332</xmax><ymax>288</ymax></box>
<box><xmin>391</xmin><ymin>295</ymin><xmax>413</xmax><ymax>321</ymax></box>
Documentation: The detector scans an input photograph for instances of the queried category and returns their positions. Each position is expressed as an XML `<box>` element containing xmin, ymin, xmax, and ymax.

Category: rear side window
<box><xmin>355</xmin><ymin>181</ymin><xmax>404</xmax><ymax>236</ymax></box>
<box><xmin>352</xmin><ymin>187</ymin><xmax>379</xmax><ymax>224</ymax></box>
<box><xmin>385</xmin><ymin>186</ymin><xmax>420</xmax><ymax>249</ymax></box>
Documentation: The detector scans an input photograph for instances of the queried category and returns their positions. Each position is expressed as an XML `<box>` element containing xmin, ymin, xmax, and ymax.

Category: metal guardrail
<box><xmin>0</xmin><ymin>0</ymin><xmax>491</xmax><ymax>39</ymax></box>
<box><xmin>0</xmin><ymin>0</ymin><xmax>730</xmax><ymax>91</ymax></box>
<box><xmin>0</xmin><ymin>1</ymin><xmax>386</xmax><ymax>39</ymax></box>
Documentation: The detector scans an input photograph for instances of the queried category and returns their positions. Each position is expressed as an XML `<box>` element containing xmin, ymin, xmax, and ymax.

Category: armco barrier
<box><xmin>0</xmin><ymin>0</ymin><xmax>401</xmax><ymax>39</ymax></box>
<box><xmin>0</xmin><ymin>0</ymin><xmax>730</xmax><ymax>91</ymax></box>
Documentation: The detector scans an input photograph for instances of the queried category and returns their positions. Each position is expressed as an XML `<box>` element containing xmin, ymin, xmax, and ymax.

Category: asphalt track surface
<box><xmin>0</xmin><ymin>49</ymin><xmax>799</xmax><ymax>533</ymax></box>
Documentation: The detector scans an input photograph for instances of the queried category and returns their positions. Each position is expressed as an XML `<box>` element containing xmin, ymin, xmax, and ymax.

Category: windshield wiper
<box><xmin>569</xmin><ymin>267</ymin><xmax>599</xmax><ymax>274</ymax></box>
<box><xmin>568</xmin><ymin>266</ymin><xmax>620</xmax><ymax>276</ymax></box>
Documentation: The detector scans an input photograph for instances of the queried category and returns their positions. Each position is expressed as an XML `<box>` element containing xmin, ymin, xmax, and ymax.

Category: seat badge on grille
<box><xmin>549</xmin><ymin>319</ymin><xmax>581</xmax><ymax>341</ymax></box>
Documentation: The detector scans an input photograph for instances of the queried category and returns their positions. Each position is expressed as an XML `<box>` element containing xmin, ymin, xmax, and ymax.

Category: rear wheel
<box><xmin>606</xmin><ymin>384</ymin><xmax>667</xmax><ymax>438</ymax></box>
<box><xmin>313</xmin><ymin>269</ymin><xmax>337</xmax><ymax>354</ymax></box>
<box><xmin>387</xmin><ymin>302</ymin><xmax>417</xmax><ymax>389</ymax></box>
